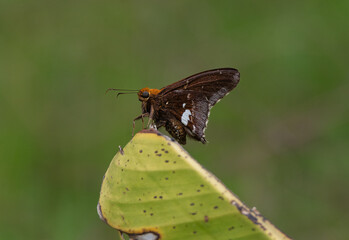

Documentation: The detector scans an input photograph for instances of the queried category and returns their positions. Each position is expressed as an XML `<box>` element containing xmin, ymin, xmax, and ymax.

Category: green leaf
<box><xmin>98</xmin><ymin>129</ymin><xmax>291</xmax><ymax>240</ymax></box>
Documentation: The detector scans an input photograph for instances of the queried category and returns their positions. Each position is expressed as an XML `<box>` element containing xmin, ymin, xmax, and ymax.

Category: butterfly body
<box><xmin>135</xmin><ymin>68</ymin><xmax>240</xmax><ymax>145</ymax></box>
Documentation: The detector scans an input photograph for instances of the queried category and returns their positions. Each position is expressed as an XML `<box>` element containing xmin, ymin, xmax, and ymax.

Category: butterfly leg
<box><xmin>147</xmin><ymin>105</ymin><xmax>155</xmax><ymax>128</ymax></box>
<box><xmin>132</xmin><ymin>113</ymin><xmax>149</xmax><ymax>136</ymax></box>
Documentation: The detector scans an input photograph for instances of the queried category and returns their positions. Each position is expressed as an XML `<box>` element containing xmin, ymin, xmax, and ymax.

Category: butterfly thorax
<box><xmin>137</xmin><ymin>87</ymin><xmax>186</xmax><ymax>142</ymax></box>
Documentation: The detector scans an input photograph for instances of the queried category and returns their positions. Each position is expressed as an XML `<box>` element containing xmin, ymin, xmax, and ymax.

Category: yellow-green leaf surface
<box><xmin>98</xmin><ymin>129</ymin><xmax>291</xmax><ymax>240</ymax></box>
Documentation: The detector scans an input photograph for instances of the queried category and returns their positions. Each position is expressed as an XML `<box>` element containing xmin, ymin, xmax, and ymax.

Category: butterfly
<box><xmin>108</xmin><ymin>68</ymin><xmax>240</xmax><ymax>145</ymax></box>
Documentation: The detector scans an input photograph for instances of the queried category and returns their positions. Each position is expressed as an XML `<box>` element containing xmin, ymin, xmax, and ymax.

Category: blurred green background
<box><xmin>1</xmin><ymin>1</ymin><xmax>348</xmax><ymax>239</ymax></box>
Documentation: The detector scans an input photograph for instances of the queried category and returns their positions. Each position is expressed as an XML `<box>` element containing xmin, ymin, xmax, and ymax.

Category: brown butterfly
<box><xmin>108</xmin><ymin>68</ymin><xmax>240</xmax><ymax>145</ymax></box>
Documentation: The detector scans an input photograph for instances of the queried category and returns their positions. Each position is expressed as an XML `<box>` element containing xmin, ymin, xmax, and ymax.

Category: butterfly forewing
<box><xmin>158</xmin><ymin>68</ymin><xmax>240</xmax><ymax>143</ymax></box>
<box><xmin>159</xmin><ymin>68</ymin><xmax>239</xmax><ymax>96</ymax></box>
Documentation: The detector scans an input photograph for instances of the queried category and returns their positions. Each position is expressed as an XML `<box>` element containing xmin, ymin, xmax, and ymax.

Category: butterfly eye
<box><xmin>142</xmin><ymin>91</ymin><xmax>149</xmax><ymax>98</ymax></box>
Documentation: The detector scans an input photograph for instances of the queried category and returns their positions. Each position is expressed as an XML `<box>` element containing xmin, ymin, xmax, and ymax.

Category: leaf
<box><xmin>98</xmin><ymin>129</ymin><xmax>291</xmax><ymax>240</ymax></box>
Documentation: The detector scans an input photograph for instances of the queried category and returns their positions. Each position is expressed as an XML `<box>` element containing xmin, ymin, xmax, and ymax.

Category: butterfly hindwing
<box><xmin>161</xmin><ymin>90</ymin><xmax>209</xmax><ymax>142</ymax></box>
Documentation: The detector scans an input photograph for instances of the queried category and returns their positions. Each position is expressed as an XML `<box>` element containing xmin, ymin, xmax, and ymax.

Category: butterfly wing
<box><xmin>159</xmin><ymin>68</ymin><xmax>240</xmax><ymax>142</ymax></box>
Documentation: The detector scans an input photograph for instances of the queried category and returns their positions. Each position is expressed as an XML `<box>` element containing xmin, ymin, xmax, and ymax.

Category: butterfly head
<box><xmin>138</xmin><ymin>88</ymin><xmax>161</xmax><ymax>102</ymax></box>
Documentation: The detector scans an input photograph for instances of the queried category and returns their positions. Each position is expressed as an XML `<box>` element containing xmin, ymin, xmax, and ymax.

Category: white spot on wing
<box><xmin>182</xmin><ymin>103</ymin><xmax>186</xmax><ymax>108</ymax></box>
<box><xmin>181</xmin><ymin>109</ymin><xmax>192</xmax><ymax>126</ymax></box>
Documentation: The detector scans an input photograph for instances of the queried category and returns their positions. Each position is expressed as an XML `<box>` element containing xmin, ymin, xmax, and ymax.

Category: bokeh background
<box><xmin>1</xmin><ymin>1</ymin><xmax>348</xmax><ymax>239</ymax></box>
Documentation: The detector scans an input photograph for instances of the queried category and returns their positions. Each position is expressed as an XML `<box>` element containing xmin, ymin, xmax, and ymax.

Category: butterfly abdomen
<box><xmin>165</xmin><ymin>118</ymin><xmax>187</xmax><ymax>145</ymax></box>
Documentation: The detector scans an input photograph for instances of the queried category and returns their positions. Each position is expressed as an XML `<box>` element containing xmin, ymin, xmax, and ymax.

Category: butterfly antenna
<box><xmin>106</xmin><ymin>88</ymin><xmax>138</xmax><ymax>93</ymax></box>
<box><xmin>116</xmin><ymin>92</ymin><xmax>136</xmax><ymax>98</ymax></box>
<box><xmin>106</xmin><ymin>88</ymin><xmax>138</xmax><ymax>95</ymax></box>
<box><xmin>106</xmin><ymin>88</ymin><xmax>138</xmax><ymax>101</ymax></box>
